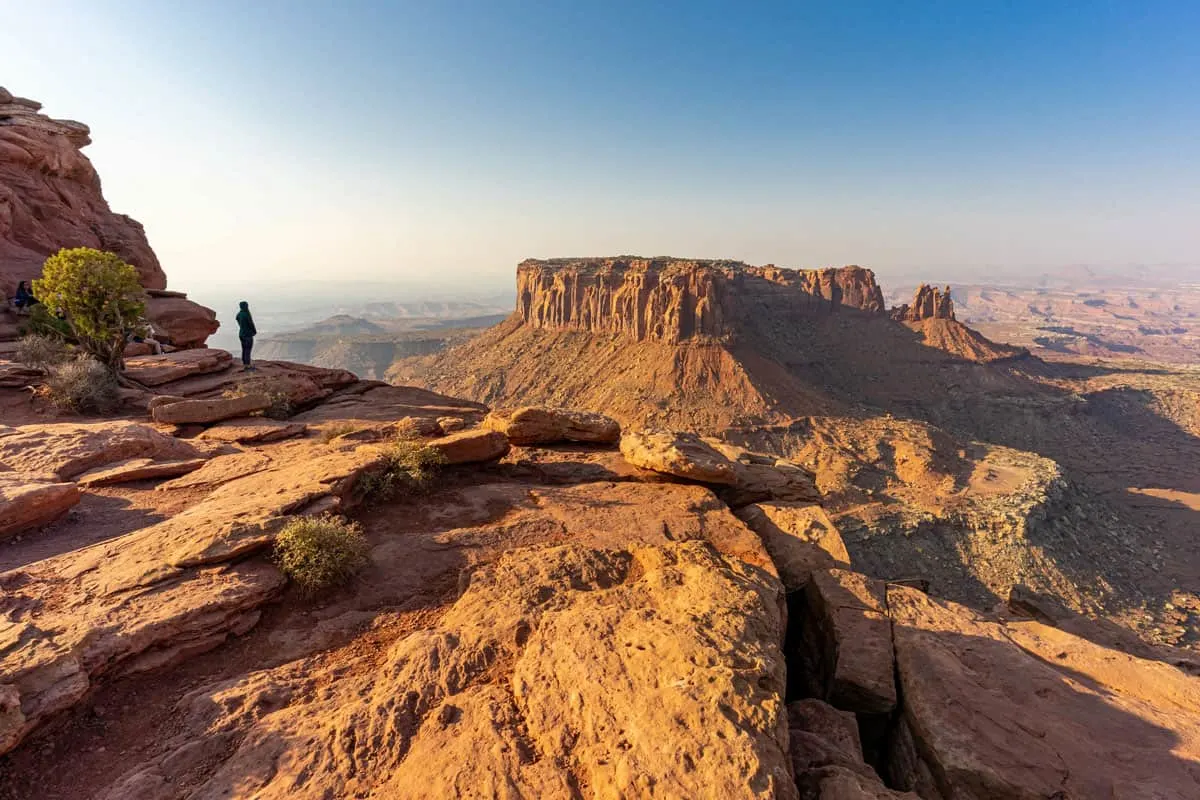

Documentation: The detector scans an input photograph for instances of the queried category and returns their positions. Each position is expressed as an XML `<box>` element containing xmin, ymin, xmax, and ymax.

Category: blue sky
<box><xmin>3</xmin><ymin>1</ymin><xmax>1198</xmax><ymax>293</ymax></box>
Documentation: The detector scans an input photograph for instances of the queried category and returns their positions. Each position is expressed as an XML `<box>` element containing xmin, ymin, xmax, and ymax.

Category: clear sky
<box><xmin>3</xmin><ymin>0</ymin><xmax>1198</xmax><ymax>294</ymax></box>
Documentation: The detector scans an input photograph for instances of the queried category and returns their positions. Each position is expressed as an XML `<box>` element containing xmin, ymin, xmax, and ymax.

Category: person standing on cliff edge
<box><xmin>235</xmin><ymin>300</ymin><xmax>257</xmax><ymax>370</ymax></box>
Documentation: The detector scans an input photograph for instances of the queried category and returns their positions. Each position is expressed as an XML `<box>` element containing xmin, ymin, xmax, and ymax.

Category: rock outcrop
<box><xmin>0</xmin><ymin>421</ymin><xmax>201</xmax><ymax>480</ymax></box>
<box><xmin>516</xmin><ymin>257</ymin><xmax>886</xmax><ymax>344</ymax></box>
<box><xmin>620</xmin><ymin>429</ymin><xmax>821</xmax><ymax>507</ymax></box>
<box><xmin>0</xmin><ymin>88</ymin><xmax>163</xmax><ymax>292</ymax></box>
<box><xmin>482</xmin><ymin>406</ymin><xmax>621</xmax><ymax>445</ymax></box>
<box><xmin>0</xmin><ymin>87</ymin><xmax>217</xmax><ymax>347</ymax></box>
<box><xmin>0</xmin><ymin>473</ymin><xmax>79</xmax><ymax>540</ymax></box>
<box><xmin>891</xmin><ymin>284</ymin><xmax>955</xmax><ymax>322</ymax></box>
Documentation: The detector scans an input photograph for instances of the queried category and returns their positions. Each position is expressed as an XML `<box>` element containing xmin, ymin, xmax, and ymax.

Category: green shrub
<box><xmin>15</xmin><ymin>334</ymin><xmax>71</xmax><ymax>370</ymax></box>
<box><xmin>32</xmin><ymin>248</ymin><xmax>146</xmax><ymax>374</ymax></box>
<box><xmin>273</xmin><ymin>514</ymin><xmax>370</xmax><ymax>594</ymax></box>
<box><xmin>38</xmin><ymin>356</ymin><xmax>119</xmax><ymax>413</ymax></box>
<box><xmin>19</xmin><ymin>304</ymin><xmax>73</xmax><ymax>340</ymax></box>
<box><xmin>355</xmin><ymin>468</ymin><xmax>397</xmax><ymax>504</ymax></box>
<box><xmin>320</xmin><ymin>421</ymin><xmax>363</xmax><ymax>443</ymax></box>
<box><xmin>355</xmin><ymin>437</ymin><xmax>446</xmax><ymax>505</ymax></box>
<box><xmin>385</xmin><ymin>437</ymin><xmax>447</xmax><ymax>490</ymax></box>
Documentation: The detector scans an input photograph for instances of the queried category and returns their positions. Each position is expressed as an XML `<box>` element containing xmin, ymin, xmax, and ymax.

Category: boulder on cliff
<box><xmin>482</xmin><ymin>406</ymin><xmax>621</xmax><ymax>445</ymax></box>
<box><xmin>620</xmin><ymin>429</ymin><xmax>821</xmax><ymax>507</ymax></box>
<box><xmin>887</xmin><ymin>584</ymin><xmax>1200</xmax><ymax>798</ymax></box>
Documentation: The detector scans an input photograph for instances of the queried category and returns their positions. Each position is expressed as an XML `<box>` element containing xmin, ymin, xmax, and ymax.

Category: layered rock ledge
<box><xmin>516</xmin><ymin>257</ymin><xmax>887</xmax><ymax>344</ymax></box>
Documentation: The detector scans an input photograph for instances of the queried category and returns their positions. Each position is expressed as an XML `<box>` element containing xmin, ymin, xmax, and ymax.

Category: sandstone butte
<box><xmin>0</xmin><ymin>87</ymin><xmax>217</xmax><ymax>348</ymax></box>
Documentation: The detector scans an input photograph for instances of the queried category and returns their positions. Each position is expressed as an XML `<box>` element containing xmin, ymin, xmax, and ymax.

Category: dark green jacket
<box><xmin>235</xmin><ymin>309</ymin><xmax>257</xmax><ymax>338</ymax></box>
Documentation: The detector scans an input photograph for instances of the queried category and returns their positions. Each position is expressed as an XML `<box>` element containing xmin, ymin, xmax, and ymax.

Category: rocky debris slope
<box><xmin>0</xmin><ymin>87</ymin><xmax>215</xmax><ymax>347</ymax></box>
<box><xmin>516</xmin><ymin>257</ymin><xmax>886</xmax><ymax>343</ymax></box>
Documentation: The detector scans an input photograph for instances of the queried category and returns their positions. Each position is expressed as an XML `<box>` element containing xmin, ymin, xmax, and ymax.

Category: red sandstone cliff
<box><xmin>0</xmin><ymin>87</ymin><xmax>217</xmax><ymax>347</ymax></box>
<box><xmin>516</xmin><ymin>257</ymin><xmax>886</xmax><ymax>344</ymax></box>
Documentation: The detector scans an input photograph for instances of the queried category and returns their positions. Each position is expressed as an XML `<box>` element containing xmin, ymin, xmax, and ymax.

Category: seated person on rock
<box><xmin>12</xmin><ymin>281</ymin><xmax>37</xmax><ymax>314</ymax></box>
<box><xmin>126</xmin><ymin>319</ymin><xmax>164</xmax><ymax>355</ymax></box>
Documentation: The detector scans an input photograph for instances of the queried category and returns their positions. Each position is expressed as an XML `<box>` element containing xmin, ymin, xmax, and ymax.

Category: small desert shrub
<box><xmin>223</xmin><ymin>379</ymin><xmax>295</xmax><ymax>419</ymax></box>
<box><xmin>274</xmin><ymin>514</ymin><xmax>370</xmax><ymax>594</ymax></box>
<box><xmin>16</xmin><ymin>333</ymin><xmax>71</xmax><ymax>370</ymax></box>
<box><xmin>355</xmin><ymin>468</ymin><xmax>397</xmax><ymax>504</ymax></box>
<box><xmin>356</xmin><ymin>437</ymin><xmax>446</xmax><ymax>504</ymax></box>
<box><xmin>385</xmin><ymin>437</ymin><xmax>447</xmax><ymax>490</ymax></box>
<box><xmin>320</xmin><ymin>421</ymin><xmax>362</xmax><ymax>443</ymax></box>
<box><xmin>39</xmin><ymin>356</ymin><xmax>119</xmax><ymax>413</ymax></box>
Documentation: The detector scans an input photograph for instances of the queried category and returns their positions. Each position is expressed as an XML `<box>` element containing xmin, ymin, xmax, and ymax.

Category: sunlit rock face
<box><xmin>516</xmin><ymin>257</ymin><xmax>887</xmax><ymax>344</ymax></box>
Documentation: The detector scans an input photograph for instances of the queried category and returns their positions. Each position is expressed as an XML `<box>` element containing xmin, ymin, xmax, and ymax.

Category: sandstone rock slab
<box><xmin>124</xmin><ymin>349</ymin><xmax>232</xmax><ymax>387</ymax></box>
<box><xmin>151</xmin><ymin>393</ymin><xmax>270</xmax><ymax>424</ymax></box>
<box><xmin>802</xmin><ymin>569</ymin><xmax>897</xmax><ymax>715</ymax></box>
<box><xmin>621</xmin><ymin>430</ymin><xmax>820</xmax><ymax>507</ymax></box>
<box><xmin>426</xmin><ymin>428</ymin><xmax>510</xmax><ymax>464</ymax></box>
<box><xmin>195</xmin><ymin>417</ymin><xmax>307</xmax><ymax>444</ymax></box>
<box><xmin>483</xmin><ymin>406</ymin><xmax>621</xmax><ymax>445</ymax></box>
<box><xmin>144</xmin><ymin>293</ymin><xmax>219</xmax><ymax>348</ymax></box>
<box><xmin>620</xmin><ymin>429</ymin><xmax>739</xmax><ymax>484</ymax></box>
<box><xmin>0</xmin><ymin>443</ymin><xmax>387</xmax><ymax>756</ymax></box>
<box><xmin>0</xmin><ymin>473</ymin><xmax>79</xmax><ymax>539</ymax></box>
<box><xmin>96</xmin><ymin>542</ymin><xmax>796</xmax><ymax>799</ymax></box>
<box><xmin>737</xmin><ymin>502</ymin><xmax>849</xmax><ymax>590</ymax></box>
<box><xmin>0</xmin><ymin>421</ymin><xmax>201</xmax><ymax>480</ymax></box>
<box><xmin>888</xmin><ymin>584</ymin><xmax>1200</xmax><ymax>799</ymax></box>
<box><xmin>156</xmin><ymin>451</ymin><xmax>272</xmax><ymax>491</ymax></box>
<box><xmin>76</xmin><ymin>458</ymin><xmax>208</xmax><ymax>487</ymax></box>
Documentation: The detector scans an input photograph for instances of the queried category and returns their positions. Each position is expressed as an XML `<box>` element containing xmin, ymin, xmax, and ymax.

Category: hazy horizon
<box><xmin>4</xmin><ymin>2</ymin><xmax>1198</xmax><ymax>295</ymax></box>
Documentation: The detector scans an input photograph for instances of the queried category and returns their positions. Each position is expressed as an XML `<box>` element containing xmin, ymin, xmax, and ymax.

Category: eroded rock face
<box><xmin>99</xmin><ymin>542</ymin><xmax>795</xmax><ymax>800</ymax></box>
<box><xmin>736</xmin><ymin>502</ymin><xmax>849</xmax><ymax>591</ymax></box>
<box><xmin>0</xmin><ymin>442</ymin><xmax>387</xmax><ymax>756</ymax></box>
<box><xmin>891</xmin><ymin>284</ymin><xmax>954</xmax><ymax>322</ymax></box>
<box><xmin>801</xmin><ymin>569</ymin><xmax>897</xmax><ymax>715</ymax></box>
<box><xmin>516</xmin><ymin>257</ymin><xmax>886</xmax><ymax>344</ymax></box>
<box><xmin>0</xmin><ymin>88</ymin><xmax>163</xmax><ymax>293</ymax></box>
<box><xmin>888</xmin><ymin>585</ymin><xmax>1200</xmax><ymax>799</ymax></box>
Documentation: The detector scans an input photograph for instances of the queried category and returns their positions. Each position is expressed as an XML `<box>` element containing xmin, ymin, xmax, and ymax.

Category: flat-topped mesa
<box><xmin>516</xmin><ymin>257</ymin><xmax>887</xmax><ymax>344</ymax></box>
<box><xmin>0</xmin><ymin>86</ymin><xmax>165</xmax><ymax>293</ymax></box>
<box><xmin>892</xmin><ymin>284</ymin><xmax>955</xmax><ymax>322</ymax></box>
